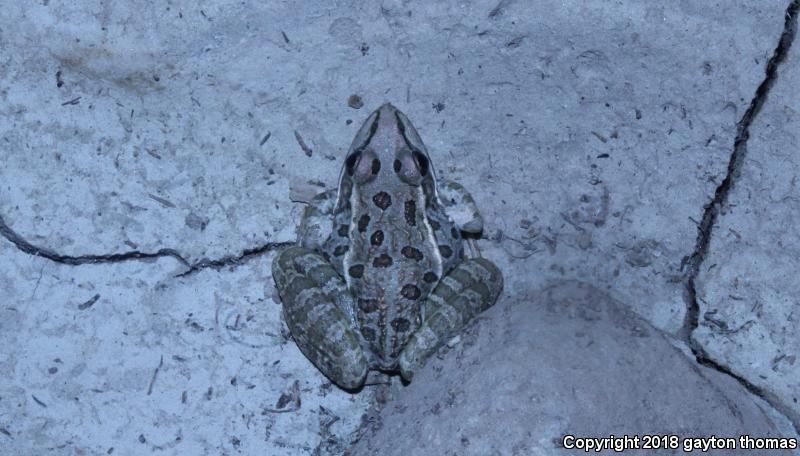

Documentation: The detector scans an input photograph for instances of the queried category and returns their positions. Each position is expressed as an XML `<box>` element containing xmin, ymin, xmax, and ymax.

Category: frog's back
<box><xmin>321</xmin><ymin>103</ymin><xmax>463</xmax><ymax>369</ymax></box>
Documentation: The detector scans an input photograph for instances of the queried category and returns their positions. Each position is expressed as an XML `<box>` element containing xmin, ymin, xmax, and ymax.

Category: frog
<box><xmin>272</xmin><ymin>103</ymin><xmax>503</xmax><ymax>390</ymax></box>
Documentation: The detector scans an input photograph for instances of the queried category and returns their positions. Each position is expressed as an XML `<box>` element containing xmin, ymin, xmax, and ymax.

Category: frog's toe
<box><xmin>328</xmin><ymin>351</ymin><xmax>369</xmax><ymax>390</ymax></box>
<box><xmin>398</xmin><ymin>325</ymin><xmax>439</xmax><ymax>381</ymax></box>
<box><xmin>398</xmin><ymin>357</ymin><xmax>416</xmax><ymax>382</ymax></box>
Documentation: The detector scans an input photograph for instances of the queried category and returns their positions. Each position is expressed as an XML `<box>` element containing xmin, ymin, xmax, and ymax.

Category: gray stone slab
<box><xmin>351</xmin><ymin>281</ymin><xmax>799</xmax><ymax>456</ymax></box>
<box><xmin>0</xmin><ymin>241</ymin><xmax>372</xmax><ymax>454</ymax></box>
<box><xmin>694</xmin><ymin>10</ymin><xmax>800</xmax><ymax>428</ymax></box>
<box><xmin>0</xmin><ymin>1</ymin><xmax>795</xmax><ymax>454</ymax></box>
<box><xmin>0</xmin><ymin>1</ymin><xmax>788</xmax><ymax>331</ymax></box>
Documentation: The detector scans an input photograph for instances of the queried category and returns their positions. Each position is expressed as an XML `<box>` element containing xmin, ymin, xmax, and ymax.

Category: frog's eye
<box><xmin>395</xmin><ymin>149</ymin><xmax>425</xmax><ymax>186</ymax></box>
<box><xmin>351</xmin><ymin>149</ymin><xmax>380</xmax><ymax>184</ymax></box>
<box><xmin>394</xmin><ymin>109</ymin><xmax>432</xmax><ymax>182</ymax></box>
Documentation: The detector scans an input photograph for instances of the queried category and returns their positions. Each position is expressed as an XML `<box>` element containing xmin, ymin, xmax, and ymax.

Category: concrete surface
<box><xmin>350</xmin><ymin>281</ymin><xmax>799</xmax><ymax>456</ymax></box>
<box><xmin>694</xmin><ymin>5</ymin><xmax>800</xmax><ymax>429</ymax></box>
<box><xmin>0</xmin><ymin>243</ymin><xmax>372</xmax><ymax>455</ymax></box>
<box><xmin>0</xmin><ymin>0</ymin><xmax>798</xmax><ymax>454</ymax></box>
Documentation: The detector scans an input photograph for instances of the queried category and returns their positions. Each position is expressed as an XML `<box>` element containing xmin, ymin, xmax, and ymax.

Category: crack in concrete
<box><xmin>0</xmin><ymin>214</ymin><xmax>292</xmax><ymax>276</ymax></box>
<box><xmin>175</xmin><ymin>241</ymin><xmax>293</xmax><ymax>277</ymax></box>
<box><xmin>681</xmin><ymin>0</ymin><xmax>800</xmax><ymax>434</ymax></box>
<box><xmin>0</xmin><ymin>215</ymin><xmax>189</xmax><ymax>266</ymax></box>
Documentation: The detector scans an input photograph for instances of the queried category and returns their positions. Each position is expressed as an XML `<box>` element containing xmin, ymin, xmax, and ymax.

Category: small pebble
<box><xmin>348</xmin><ymin>94</ymin><xmax>364</xmax><ymax>109</ymax></box>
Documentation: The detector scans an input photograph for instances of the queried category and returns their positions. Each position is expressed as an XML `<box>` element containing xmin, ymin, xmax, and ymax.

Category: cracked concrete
<box><xmin>0</xmin><ymin>243</ymin><xmax>372</xmax><ymax>455</ymax></box>
<box><xmin>0</xmin><ymin>213</ymin><xmax>293</xmax><ymax>277</ymax></box>
<box><xmin>1</xmin><ymin>0</ymin><xmax>799</xmax><ymax>454</ymax></box>
<box><xmin>0</xmin><ymin>215</ymin><xmax>189</xmax><ymax>266</ymax></box>
<box><xmin>691</xmin><ymin>0</ymin><xmax>800</xmax><ymax>431</ymax></box>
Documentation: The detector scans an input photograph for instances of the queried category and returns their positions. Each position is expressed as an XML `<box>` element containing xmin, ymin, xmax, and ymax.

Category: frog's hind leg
<box><xmin>272</xmin><ymin>246</ymin><xmax>368</xmax><ymax>390</ymax></box>
<box><xmin>398</xmin><ymin>257</ymin><xmax>503</xmax><ymax>381</ymax></box>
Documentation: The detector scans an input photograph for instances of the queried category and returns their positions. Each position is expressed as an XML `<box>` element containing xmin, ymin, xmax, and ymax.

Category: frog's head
<box><xmin>337</xmin><ymin>103</ymin><xmax>437</xmax><ymax>207</ymax></box>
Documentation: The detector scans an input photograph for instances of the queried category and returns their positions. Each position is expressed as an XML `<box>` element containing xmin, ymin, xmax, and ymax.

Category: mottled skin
<box><xmin>272</xmin><ymin>103</ymin><xmax>503</xmax><ymax>390</ymax></box>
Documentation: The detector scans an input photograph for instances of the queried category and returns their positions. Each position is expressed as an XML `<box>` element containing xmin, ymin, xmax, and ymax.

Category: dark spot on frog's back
<box><xmin>439</xmin><ymin>245</ymin><xmax>453</xmax><ymax>258</ymax></box>
<box><xmin>359</xmin><ymin>299</ymin><xmax>378</xmax><ymax>313</ymax></box>
<box><xmin>348</xmin><ymin>264</ymin><xmax>364</xmax><ymax>278</ymax></box>
<box><xmin>337</xmin><ymin>224</ymin><xmax>349</xmax><ymax>237</ymax></box>
<box><xmin>373</xmin><ymin>253</ymin><xmax>393</xmax><ymax>268</ymax></box>
<box><xmin>370</xmin><ymin>230</ymin><xmax>384</xmax><ymax>246</ymax></box>
<box><xmin>361</xmin><ymin>327</ymin><xmax>376</xmax><ymax>341</ymax></box>
<box><xmin>451</xmin><ymin>226</ymin><xmax>460</xmax><ymax>238</ymax></box>
<box><xmin>401</xmin><ymin>284</ymin><xmax>421</xmax><ymax>300</ymax></box>
<box><xmin>404</xmin><ymin>200</ymin><xmax>416</xmax><ymax>226</ymax></box>
<box><xmin>429</xmin><ymin>219</ymin><xmax>441</xmax><ymax>230</ymax></box>
<box><xmin>393</xmin><ymin>159</ymin><xmax>401</xmax><ymax>172</ymax></box>
<box><xmin>401</xmin><ymin>246</ymin><xmax>423</xmax><ymax>261</ymax></box>
<box><xmin>333</xmin><ymin>245</ymin><xmax>348</xmax><ymax>256</ymax></box>
<box><xmin>423</xmin><ymin>271</ymin><xmax>438</xmax><ymax>283</ymax></box>
<box><xmin>358</xmin><ymin>214</ymin><xmax>370</xmax><ymax>232</ymax></box>
<box><xmin>371</xmin><ymin>158</ymin><xmax>381</xmax><ymax>175</ymax></box>
<box><xmin>391</xmin><ymin>318</ymin><xmax>410</xmax><ymax>332</ymax></box>
<box><xmin>373</xmin><ymin>191</ymin><xmax>392</xmax><ymax>210</ymax></box>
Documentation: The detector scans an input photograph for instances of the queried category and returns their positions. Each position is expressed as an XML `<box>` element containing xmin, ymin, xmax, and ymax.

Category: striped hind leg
<box><xmin>398</xmin><ymin>257</ymin><xmax>503</xmax><ymax>381</ymax></box>
<box><xmin>271</xmin><ymin>246</ymin><xmax>368</xmax><ymax>390</ymax></box>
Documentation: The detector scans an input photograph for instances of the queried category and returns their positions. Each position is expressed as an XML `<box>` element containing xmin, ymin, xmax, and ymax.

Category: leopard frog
<box><xmin>272</xmin><ymin>103</ymin><xmax>502</xmax><ymax>390</ymax></box>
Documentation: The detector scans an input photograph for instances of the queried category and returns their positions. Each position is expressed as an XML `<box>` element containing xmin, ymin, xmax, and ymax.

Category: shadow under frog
<box><xmin>272</xmin><ymin>103</ymin><xmax>503</xmax><ymax>390</ymax></box>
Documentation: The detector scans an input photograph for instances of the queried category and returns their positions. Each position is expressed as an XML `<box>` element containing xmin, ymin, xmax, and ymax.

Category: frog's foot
<box><xmin>398</xmin><ymin>257</ymin><xmax>503</xmax><ymax>381</ymax></box>
<box><xmin>272</xmin><ymin>246</ymin><xmax>368</xmax><ymax>390</ymax></box>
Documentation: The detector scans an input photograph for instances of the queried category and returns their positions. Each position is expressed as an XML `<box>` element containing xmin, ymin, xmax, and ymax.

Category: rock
<box><xmin>351</xmin><ymin>281</ymin><xmax>798</xmax><ymax>455</ymax></box>
<box><xmin>0</xmin><ymin>1</ymin><xmax>795</xmax><ymax>453</ymax></box>
<box><xmin>348</xmin><ymin>94</ymin><xmax>364</xmax><ymax>109</ymax></box>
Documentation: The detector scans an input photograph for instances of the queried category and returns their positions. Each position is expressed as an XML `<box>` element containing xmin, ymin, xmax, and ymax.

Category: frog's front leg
<box><xmin>438</xmin><ymin>180</ymin><xmax>484</xmax><ymax>234</ymax></box>
<box><xmin>398</xmin><ymin>257</ymin><xmax>503</xmax><ymax>381</ymax></box>
<box><xmin>297</xmin><ymin>189</ymin><xmax>338</xmax><ymax>250</ymax></box>
<box><xmin>272</xmin><ymin>246</ymin><xmax>368</xmax><ymax>390</ymax></box>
